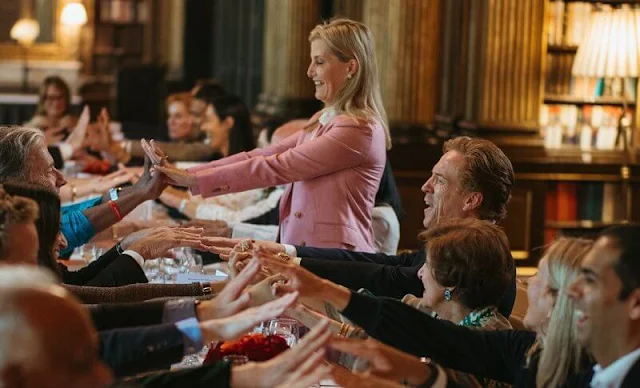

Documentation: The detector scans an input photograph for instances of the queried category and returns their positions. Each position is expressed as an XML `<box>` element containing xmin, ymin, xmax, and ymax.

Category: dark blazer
<box><xmin>89</xmin><ymin>300</ymin><xmax>166</xmax><ymax>331</ymax></box>
<box><xmin>565</xmin><ymin>357</ymin><xmax>640</xmax><ymax>387</ymax></box>
<box><xmin>60</xmin><ymin>245</ymin><xmax>148</xmax><ymax>286</ymax></box>
<box><xmin>297</xmin><ymin>246</ymin><xmax>517</xmax><ymax>318</ymax></box>
<box><xmin>99</xmin><ymin>323</ymin><xmax>185</xmax><ymax>377</ymax></box>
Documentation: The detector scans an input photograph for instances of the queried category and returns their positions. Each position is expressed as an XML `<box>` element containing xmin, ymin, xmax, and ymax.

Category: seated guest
<box><xmin>258</xmin><ymin>237</ymin><xmax>593</xmax><ymax>387</ymax></box>
<box><xmin>0</xmin><ymin>126</ymin><xmax>168</xmax><ymax>256</ymax></box>
<box><xmin>1</xmin><ymin>182</ymin><xmax>203</xmax><ymax>287</ymax></box>
<box><xmin>202</xmin><ymin>136</ymin><xmax>517</xmax><ymax>316</ymax></box>
<box><xmin>284</xmin><ymin>218</ymin><xmax>511</xmax><ymax>386</ymax></box>
<box><xmin>0</xmin><ymin>265</ymin><xmax>331</xmax><ymax>386</ymax></box>
<box><xmin>90</xmin><ymin>84</ymin><xmax>230</xmax><ymax>164</ymax></box>
<box><xmin>565</xmin><ymin>225</ymin><xmax>640</xmax><ymax>386</ymax></box>
<box><xmin>25</xmin><ymin>75</ymin><xmax>78</xmax><ymax>139</ymax></box>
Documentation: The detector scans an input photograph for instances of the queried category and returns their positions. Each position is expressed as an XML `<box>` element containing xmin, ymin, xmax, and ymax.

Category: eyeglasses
<box><xmin>45</xmin><ymin>94</ymin><xmax>65</xmax><ymax>102</ymax></box>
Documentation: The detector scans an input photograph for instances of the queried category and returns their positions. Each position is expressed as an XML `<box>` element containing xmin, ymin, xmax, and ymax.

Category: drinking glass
<box><xmin>267</xmin><ymin>318</ymin><xmax>299</xmax><ymax>347</ymax></box>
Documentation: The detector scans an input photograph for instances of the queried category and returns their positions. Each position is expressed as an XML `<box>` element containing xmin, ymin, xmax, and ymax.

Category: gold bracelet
<box><xmin>338</xmin><ymin>322</ymin><xmax>349</xmax><ymax>337</ymax></box>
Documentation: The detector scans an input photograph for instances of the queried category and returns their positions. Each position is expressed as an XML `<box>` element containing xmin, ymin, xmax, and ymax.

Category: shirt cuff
<box><xmin>162</xmin><ymin>299</ymin><xmax>197</xmax><ymax>324</ymax></box>
<box><xmin>175</xmin><ymin>317</ymin><xmax>204</xmax><ymax>355</ymax></box>
<box><xmin>293</xmin><ymin>257</ymin><xmax>302</xmax><ymax>265</ymax></box>
<box><xmin>122</xmin><ymin>249</ymin><xmax>144</xmax><ymax>269</ymax></box>
<box><xmin>57</xmin><ymin>143</ymin><xmax>73</xmax><ymax>160</ymax></box>
<box><xmin>282</xmin><ymin>244</ymin><xmax>297</xmax><ymax>257</ymax></box>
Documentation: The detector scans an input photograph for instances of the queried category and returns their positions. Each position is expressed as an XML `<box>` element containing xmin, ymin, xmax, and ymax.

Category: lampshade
<box><xmin>61</xmin><ymin>2</ymin><xmax>88</xmax><ymax>26</ymax></box>
<box><xmin>10</xmin><ymin>18</ymin><xmax>40</xmax><ymax>46</ymax></box>
<box><xmin>572</xmin><ymin>6</ymin><xmax>640</xmax><ymax>78</ymax></box>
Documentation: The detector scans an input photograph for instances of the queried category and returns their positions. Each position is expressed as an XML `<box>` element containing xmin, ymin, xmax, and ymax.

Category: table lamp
<box><xmin>10</xmin><ymin>18</ymin><xmax>40</xmax><ymax>92</ymax></box>
<box><xmin>572</xmin><ymin>5</ymin><xmax>640</xmax><ymax>153</ymax></box>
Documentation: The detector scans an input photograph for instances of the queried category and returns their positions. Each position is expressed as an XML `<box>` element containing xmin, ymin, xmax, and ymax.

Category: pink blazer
<box><xmin>188</xmin><ymin>111</ymin><xmax>386</xmax><ymax>252</ymax></box>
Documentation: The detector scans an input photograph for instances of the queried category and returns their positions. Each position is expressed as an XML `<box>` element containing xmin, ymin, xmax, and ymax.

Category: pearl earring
<box><xmin>444</xmin><ymin>289</ymin><xmax>452</xmax><ymax>301</ymax></box>
<box><xmin>347</xmin><ymin>74</ymin><xmax>352</xmax><ymax>79</ymax></box>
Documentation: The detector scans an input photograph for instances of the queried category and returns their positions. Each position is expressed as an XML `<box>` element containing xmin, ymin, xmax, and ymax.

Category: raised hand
<box><xmin>330</xmin><ymin>337</ymin><xmax>435</xmax><ymax>386</ymax></box>
<box><xmin>153</xmin><ymin>164</ymin><xmax>197</xmax><ymax>187</ymax></box>
<box><xmin>66</xmin><ymin>105</ymin><xmax>91</xmax><ymax>152</ymax></box>
<box><xmin>200</xmin><ymin>291</ymin><xmax>299</xmax><ymax>342</ymax></box>
<box><xmin>197</xmin><ymin>257</ymin><xmax>261</xmax><ymax>321</ymax></box>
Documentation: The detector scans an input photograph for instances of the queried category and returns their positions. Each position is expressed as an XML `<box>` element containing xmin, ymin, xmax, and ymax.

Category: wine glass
<box><xmin>267</xmin><ymin>318</ymin><xmax>299</xmax><ymax>347</ymax></box>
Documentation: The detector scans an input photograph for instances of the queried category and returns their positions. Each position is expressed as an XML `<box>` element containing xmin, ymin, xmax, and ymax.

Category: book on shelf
<box><xmin>545</xmin><ymin>182</ymin><xmax>624</xmax><ymax>225</ymax></box>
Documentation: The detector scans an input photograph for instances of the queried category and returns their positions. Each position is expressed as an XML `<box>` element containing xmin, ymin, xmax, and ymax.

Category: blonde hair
<box><xmin>308</xmin><ymin>18</ymin><xmax>391</xmax><ymax>149</ymax></box>
<box><xmin>528</xmin><ymin>238</ymin><xmax>592</xmax><ymax>387</ymax></box>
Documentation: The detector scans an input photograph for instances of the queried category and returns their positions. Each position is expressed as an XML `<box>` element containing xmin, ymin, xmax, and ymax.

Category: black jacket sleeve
<box><xmin>126</xmin><ymin>361</ymin><xmax>232</xmax><ymax>387</ymax></box>
<box><xmin>89</xmin><ymin>300</ymin><xmax>166</xmax><ymax>331</ymax></box>
<box><xmin>99</xmin><ymin>323</ymin><xmax>185</xmax><ymax>377</ymax></box>
<box><xmin>48</xmin><ymin>146</ymin><xmax>64</xmax><ymax>169</ymax></box>
<box><xmin>300</xmin><ymin>248</ymin><xmax>517</xmax><ymax>318</ymax></box>
<box><xmin>301</xmin><ymin>259</ymin><xmax>424</xmax><ymax>299</ymax></box>
<box><xmin>296</xmin><ymin>246</ymin><xmax>424</xmax><ymax>267</ymax></box>
<box><xmin>60</xmin><ymin>246</ymin><xmax>148</xmax><ymax>286</ymax></box>
<box><xmin>341</xmin><ymin>292</ymin><xmax>537</xmax><ymax>384</ymax></box>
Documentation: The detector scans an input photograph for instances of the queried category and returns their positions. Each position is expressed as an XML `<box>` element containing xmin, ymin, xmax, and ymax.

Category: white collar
<box><xmin>591</xmin><ymin>348</ymin><xmax>640</xmax><ymax>388</ymax></box>
<box><xmin>318</xmin><ymin>107</ymin><xmax>337</xmax><ymax>126</ymax></box>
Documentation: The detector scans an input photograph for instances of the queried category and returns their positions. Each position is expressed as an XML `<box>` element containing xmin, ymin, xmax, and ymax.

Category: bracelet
<box><xmin>338</xmin><ymin>322</ymin><xmax>350</xmax><ymax>337</ymax></box>
<box><xmin>115</xmin><ymin>241</ymin><xmax>124</xmax><ymax>255</ymax></box>
<box><xmin>108</xmin><ymin>200</ymin><xmax>124</xmax><ymax>221</ymax></box>
<box><xmin>201</xmin><ymin>285</ymin><xmax>212</xmax><ymax>295</ymax></box>
<box><xmin>179</xmin><ymin>199</ymin><xmax>188</xmax><ymax>213</ymax></box>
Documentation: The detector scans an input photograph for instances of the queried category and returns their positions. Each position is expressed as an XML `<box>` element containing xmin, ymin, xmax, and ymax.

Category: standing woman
<box><xmin>147</xmin><ymin>18</ymin><xmax>390</xmax><ymax>252</ymax></box>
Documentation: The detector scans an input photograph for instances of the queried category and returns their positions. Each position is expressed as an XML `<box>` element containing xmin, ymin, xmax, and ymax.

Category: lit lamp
<box><xmin>572</xmin><ymin>6</ymin><xmax>640</xmax><ymax>153</ymax></box>
<box><xmin>61</xmin><ymin>1</ymin><xmax>88</xmax><ymax>60</ymax></box>
<box><xmin>10</xmin><ymin>18</ymin><xmax>40</xmax><ymax>92</ymax></box>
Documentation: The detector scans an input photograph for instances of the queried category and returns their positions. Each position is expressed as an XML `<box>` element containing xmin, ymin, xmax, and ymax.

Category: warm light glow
<box><xmin>572</xmin><ymin>6</ymin><xmax>640</xmax><ymax>78</ymax></box>
<box><xmin>10</xmin><ymin>18</ymin><xmax>40</xmax><ymax>46</ymax></box>
<box><xmin>61</xmin><ymin>3</ymin><xmax>88</xmax><ymax>26</ymax></box>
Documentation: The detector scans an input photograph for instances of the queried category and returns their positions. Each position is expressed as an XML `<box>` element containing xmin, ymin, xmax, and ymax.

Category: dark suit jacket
<box><xmin>564</xmin><ymin>356</ymin><xmax>640</xmax><ymax>387</ymax></box>
<box><xmin>99</xmin><ymin>323</ymin><xmax>185</xmax><ymax>377</ymax></box>
<box><xmin>297</xmin><ymin>246</ymin><xmax>517</xmax><ymax>318</ymax></box>
<box><xmin>89</xmin><ymin>300</ymin><xmax>166</xmax><ymax>331</ymax></box>
<box><xmin>60</xmin><ymin>245</ymin><xmax>148</xmax><ymax>286</ymax></box>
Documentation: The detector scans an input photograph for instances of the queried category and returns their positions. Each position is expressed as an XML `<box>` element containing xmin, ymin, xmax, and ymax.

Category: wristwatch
<box><xmin>109</xmin><ymin>187</ymin><xmax>122</xmax><ymax>201</ymax></box>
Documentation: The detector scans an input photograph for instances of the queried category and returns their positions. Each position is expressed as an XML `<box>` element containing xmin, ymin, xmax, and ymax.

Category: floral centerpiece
<box><xmin>203</xmin><ymin>333</ymin><xmax>290</xmax><ymax>364</ymax></box>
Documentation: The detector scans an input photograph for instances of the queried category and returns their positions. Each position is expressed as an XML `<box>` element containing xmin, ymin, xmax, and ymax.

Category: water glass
<box><xmin>143</xmin><ymin>259</ymin><xmax>161</xmax><ymax>282</ymax></box>
<box><xmin>267</xmin><ymin>318</ymin><xmax>299</xmax><ymax>347</ymax></box>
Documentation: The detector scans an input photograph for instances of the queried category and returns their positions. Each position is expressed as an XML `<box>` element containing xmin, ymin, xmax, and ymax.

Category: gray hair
<box><xmin>0</xmin><ymin>126</ymin><xmax>45</xmax><ymax>183</ymax></box>
<box><xmin>0</xmin><ymin>266</ymin><xmax>59</xmax><ymax>379</ymax></box>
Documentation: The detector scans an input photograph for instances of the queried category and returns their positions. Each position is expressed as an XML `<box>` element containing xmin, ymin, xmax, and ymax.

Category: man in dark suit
<box><xmin>205</xmin><ymin>136</ymin><xmax>518</xmax><ymax>317</ymax></box>
<box><xmin>566</xmin><ymin>225</ymin><xmax>640</xmax><ymax>387</ymax></box>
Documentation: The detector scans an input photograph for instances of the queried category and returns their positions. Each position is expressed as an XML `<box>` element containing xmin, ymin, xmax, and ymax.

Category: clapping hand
<box><xmin>66</xmin><ymin>105</ymin><xmax>91</xmax><ymax>153</ymax></box>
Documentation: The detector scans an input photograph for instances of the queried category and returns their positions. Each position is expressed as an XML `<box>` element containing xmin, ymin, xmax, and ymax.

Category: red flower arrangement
<box><xmin>203</xmin><ymin>333</ymin><xmax>290</xmax><ymax>364</ymax></box>
<box><xmin>82</xmin><ymin>160</ymin><xmax>112</xmax><ymax>175</ymax></box>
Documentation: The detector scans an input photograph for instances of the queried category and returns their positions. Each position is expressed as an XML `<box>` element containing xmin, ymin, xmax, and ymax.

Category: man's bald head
<box><xmin>0</xmin><ymin>266</ymin><xmax>112</xmax><ymax>388</ymax></box>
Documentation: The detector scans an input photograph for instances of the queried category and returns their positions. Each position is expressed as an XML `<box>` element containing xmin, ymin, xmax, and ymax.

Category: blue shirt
<box><xmin>60</xmin><ymin>197</ymin><xmax>102</xmax><ymax>256</ymax></box>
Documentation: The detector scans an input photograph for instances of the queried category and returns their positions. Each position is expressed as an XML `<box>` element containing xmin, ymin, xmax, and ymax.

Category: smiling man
<box><xmin>567</xmin><ymin>225</ymin><xmax>640</xmax><ymax>386</ymax></box>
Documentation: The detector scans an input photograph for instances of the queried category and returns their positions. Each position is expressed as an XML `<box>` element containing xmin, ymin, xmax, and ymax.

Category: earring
<box><xmin>347</xmin><ymin>74</ymin><xmax>352</xmax><ymax>79</ymax></box>
<box><xmin>444</xmin><ymin>289</ymin><xmax>452</xmax><ymax>301</ymax></box>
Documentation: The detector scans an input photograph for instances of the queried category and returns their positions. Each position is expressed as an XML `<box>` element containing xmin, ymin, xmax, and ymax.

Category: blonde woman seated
<box><xmin>247</xmin><ymin>218</ymin><xmax>513</xmax><ymax>386</ymax></box>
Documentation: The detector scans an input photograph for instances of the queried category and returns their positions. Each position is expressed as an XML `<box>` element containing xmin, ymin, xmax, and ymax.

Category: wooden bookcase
<box><xmin>540</xmin><ymin>0</ymin><xmax>639</xmax><ymax>244</ymax></box>
<box><xmin>89</xmin><ymin>0</ymin><xmax>156</xmax><ymax>76</ymax></box>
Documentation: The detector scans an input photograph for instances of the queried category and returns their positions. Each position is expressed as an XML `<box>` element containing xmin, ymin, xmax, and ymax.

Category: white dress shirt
<box><xmin>591</xmin><ymin>348</ymin><xmax>640</xmax><ymax>388</ymax></box>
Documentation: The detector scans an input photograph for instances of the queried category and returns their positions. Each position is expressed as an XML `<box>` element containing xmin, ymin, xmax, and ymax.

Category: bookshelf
<box><xmin>540</xmin><ymin>0</ymin><xmax>639</xmax><ymax>243</ymax></box>
<box><xmin>90</xmin><ymin>0</ymin><xmax>156</xmax><ymax>76</ymax></box>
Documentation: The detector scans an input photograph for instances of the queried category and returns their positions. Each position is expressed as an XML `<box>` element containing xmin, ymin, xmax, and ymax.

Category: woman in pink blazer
<box><xmin>146</xmin><ymin>19</ymin><xmax>391</xmax><ymax>252</ymax></box>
